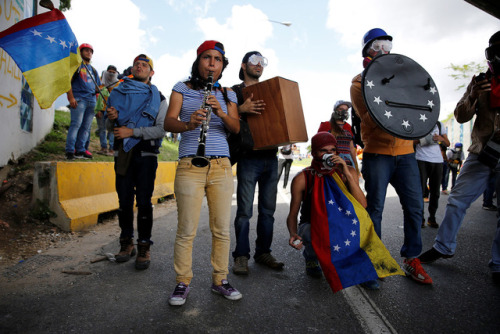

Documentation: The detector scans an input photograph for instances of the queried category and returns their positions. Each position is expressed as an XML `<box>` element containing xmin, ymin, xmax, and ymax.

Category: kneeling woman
<box><xmin>164</xmin><ymin>40</ymin><xmax>240</xmax><ymax>306</ymax></box>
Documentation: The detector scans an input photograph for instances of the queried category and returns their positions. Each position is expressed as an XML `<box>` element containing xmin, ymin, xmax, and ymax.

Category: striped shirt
<box><xmin>336</xmin><ymin>129</ymin><xmax>354</xmax><ymax>166</ymax></box>
<box><xmin>174</xmin><ymin>82</ymin><xmax>237</xmax><ymax>158</ymax></box>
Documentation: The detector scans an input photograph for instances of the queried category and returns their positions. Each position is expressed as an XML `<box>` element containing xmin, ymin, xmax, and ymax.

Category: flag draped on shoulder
<box><xmin>310</xmin><ymin>172</ymin><xmax>404</xmax><ymax>293</ymax></box>
<box><xmin>0</xmin><ymin>9</ymin><xmax>81</xmax><ymax>109</ymax></box>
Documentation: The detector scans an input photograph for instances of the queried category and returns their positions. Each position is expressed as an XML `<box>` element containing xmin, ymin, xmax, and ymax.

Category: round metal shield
<box><xmin>362</xmin><ymin>53</ymin><xmax>440</xmax><ymax>140</ymax></box>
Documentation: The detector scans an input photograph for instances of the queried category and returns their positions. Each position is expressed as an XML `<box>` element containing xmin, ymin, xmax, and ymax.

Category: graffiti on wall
<box><xmin>0</xmin><ymin>0</ymin><xmax>35</xmax><ymax>133</ymax></box>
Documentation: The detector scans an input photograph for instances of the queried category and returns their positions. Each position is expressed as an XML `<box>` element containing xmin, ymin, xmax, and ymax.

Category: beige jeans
<box><xmin>173</xmin><ymin>157</ymin><xmax>233</xmax><ymax>285</ymax></box>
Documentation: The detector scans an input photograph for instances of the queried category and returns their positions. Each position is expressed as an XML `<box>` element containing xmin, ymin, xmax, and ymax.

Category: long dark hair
<box><xmin>187</xmin><ymin>50</ymin><xmax>230</xmax><ymax>104</ymax></box>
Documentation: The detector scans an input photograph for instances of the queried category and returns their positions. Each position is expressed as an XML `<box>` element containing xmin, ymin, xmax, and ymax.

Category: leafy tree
<box><xmin>447</xmin><ymin>61</ymin><xmax>487</xmax><ymax>91</ymax></box>
<box><xmin>59</xmin><ymin>0</ymin><xmax>71</xmax><ymax>11</ymax></box>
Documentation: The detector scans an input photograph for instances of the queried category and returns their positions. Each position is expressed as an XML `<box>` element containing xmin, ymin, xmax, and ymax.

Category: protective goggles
<box><xmin>485</xmin><ymin>44</ymin><xmax>500</xmax><ymax>62</ymax></box>
<box><xmin>370</xmin><ymin>39</ymin><xmax>393</xmax><ymax>53</ymax></box>
<box><xmin>248</xmin><ymin>54</ymin><xmax>268</xmax><ymax>67</ymax></box>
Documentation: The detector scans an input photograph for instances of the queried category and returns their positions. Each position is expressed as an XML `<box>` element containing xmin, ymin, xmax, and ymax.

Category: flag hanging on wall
<box><xmin>310</xmin><ymin>172</ymin><xmax>404</xmax><ymax>293</ymax></box>
<box><xmin>0</xmin><ymin>9</ymin><xmax>80</xmax><ymax>109</ymax></box>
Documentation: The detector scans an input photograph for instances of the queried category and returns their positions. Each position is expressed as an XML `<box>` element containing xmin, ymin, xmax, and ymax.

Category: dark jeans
<box><xmin>442</xmin><ymin>161</ymin><xmax>449</xmax><ymax>191</ymax></box>
<box><xmin>417</xmin><ymin>160</ymin><xmax>443</xmax><ymax>220</ymax></box>
<box><xmin>361</xmin><ymin>153</ymin><xmax>423</xmax><ymax>258</ymax></box>
<box><xmin>483</xmin><ymin>174</ymin><xmax>497</xmax><ymax>206</ymax></box>
<box><xmin>233</xmin><ymin>156</ymin><xmax>278</xmax><ymax>259</ymax></box>
<box><xmin>450</xmin><ymin>166</ymin><xmax>459</xmax><ymax>189</ymax></box>
<box><xmin>115</xmin><ymin>152</ymin><xmax>158</xmax><ymax>242</ymax></box>
<box><xmin>278</xmin><ymin>158</ymin><xmax>293</xmax><ymax>188</ymax></box>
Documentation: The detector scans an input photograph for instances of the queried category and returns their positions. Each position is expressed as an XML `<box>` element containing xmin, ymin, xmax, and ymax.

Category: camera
<box><xmin>476</xmin><ymin>72</ymin><xmax>490</xmax><ymax>82</ymax></box>
<box><xmin>323</xmin><ymin>153</ymin><xmax>336</xmax><ymax>168</ymax></box>
<box><xmin>478</xmin><ymin>130</ymin><xmax>500</xmax><ymax>169</ymax></box>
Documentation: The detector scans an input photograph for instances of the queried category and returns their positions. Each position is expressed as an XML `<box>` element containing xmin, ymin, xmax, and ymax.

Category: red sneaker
<box><xmin>403</xmin><ymin>258</ymin><xmax>433</xmax><ymax>284</ymax></box>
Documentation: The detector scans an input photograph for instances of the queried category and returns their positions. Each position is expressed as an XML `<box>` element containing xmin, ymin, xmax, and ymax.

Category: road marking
<box><xmin>277</xmin><ymin>186</ymin><xmax>398</xmax><ymax>334</ymax></box>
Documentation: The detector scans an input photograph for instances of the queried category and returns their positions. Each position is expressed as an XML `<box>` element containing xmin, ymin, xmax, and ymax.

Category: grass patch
<box><xmin>26</xmin><ymin>109</ymin><xmax>180</xmax><ymax>163</ymax></box>
<box><xmin>292</xmin><ymin>158</ymin><xmax>312</xmax><ymax>167</ymax></box>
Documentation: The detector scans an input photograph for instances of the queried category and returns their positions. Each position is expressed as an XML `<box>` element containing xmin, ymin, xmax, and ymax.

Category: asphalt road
<box><xmin>1</xmin><ymin>166</ymin><xmax>499</xmax><ymax>333</ymax></box>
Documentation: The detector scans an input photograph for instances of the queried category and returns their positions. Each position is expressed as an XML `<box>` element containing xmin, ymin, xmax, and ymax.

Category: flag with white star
<box><xmin>310</xmin><ymin>172</ymin><xmax>403</xmax><ymax>293</ymax></box>
<box><xmin>0</xmin><ymin>9</ymin><xmax>81</xmax><ymax>108</ymax></box>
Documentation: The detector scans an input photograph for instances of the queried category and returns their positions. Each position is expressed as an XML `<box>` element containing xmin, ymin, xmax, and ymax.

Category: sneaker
<box><xmin>482</xmin><ymin>204</ymin><xmax>497</xmax><ymax>211</ymax></box>
<box><xmin>168</xmin><ymin>282</ymin><xmax>190</xmax><ymax>306</ymax></box>
<box><xmin>115</xmin><ymin>237</ymin><xmax>136</xmax><ymax>263</ymax></box>
<box><xmin>65</xmin><ymin>152</ymin><xmax>75</xmax><ymax>160</ymax></box>
<box><xmin>305</xmin><ymin>260</ymin><xmax>322</xmax><ymax>278</ymax></box>
<box><xmin>427</xmin><ymin>217</ymin><xmax>439</xmax><ymax>228</ymax></box>
<box><xmin>441</xmin><ymin>190</ymin><xmax>449</xmax><ymax>195</ymax></box>
<box><xmin>211</xmin><ymin>279</ymin><xmax>242</xmax><ymax>301</ymax></box>
<box><xmin>233</xmin><ymin>256</ymin><xmax>249</xmax><ymax>275</ymax></box>
<box><xmin>75</xmin><ymin>151</ymin><xmax>92</xmax><ymax>159</ymax></box>
<box><xmin>423</xmin><ymin>197</ymin><xmax>429</xmax><ymax>203</ymax></box>
<box><xmin>360</xmin><ymin>279</ymin><xmax>380</xmax><ymax>290</ymax></box>
<box><xmin>135</xmin><ymin>241</ymin><xmax>151</xmax><ymax>270</ymax></box>
<box><xmin>418</xmin><ymin>247</ymin><xmax>454</xmax><ymax>264</ymax></box>
<box><xmin>254</xmin><ymin>253</ymin><xmax>284</xmax><ymax>270</ymax></box>
<box><xmin>97</xmin><ymin>147</ymin><xmax>108</xmax><ymax>155</ymax></box>
<box><xmin>106</xmin><ymin>149</ymin><xmax>115</xmax><ymax>157</ymax></box>
<box><xmin>403</xmin><ymin>258</ymin><xmax>433</xmax><ymax>284</ymax></box>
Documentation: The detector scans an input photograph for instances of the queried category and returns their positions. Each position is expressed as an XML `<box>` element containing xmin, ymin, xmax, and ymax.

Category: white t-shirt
<box><xmin>415</xmin><ymin>122</ymin><xmax>447</xmax><ymax>163</ymax></box>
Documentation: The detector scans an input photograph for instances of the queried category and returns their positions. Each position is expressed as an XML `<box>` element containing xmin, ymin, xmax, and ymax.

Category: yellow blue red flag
<box><xmin>0</xmin><ymin>9</ymin><xmax>81</xmax><ymax>109</ymax></box>
<box><xmin>310</xmin><ymin>171</ymin><xmax>404</xmax><ymax>293</ymax></box>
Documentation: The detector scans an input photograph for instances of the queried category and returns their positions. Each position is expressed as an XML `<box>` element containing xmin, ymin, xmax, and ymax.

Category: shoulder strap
<box><xmin>437</xmin><ymin>121</ymin><xmax>442</xmax><ymax>135</ymax></box>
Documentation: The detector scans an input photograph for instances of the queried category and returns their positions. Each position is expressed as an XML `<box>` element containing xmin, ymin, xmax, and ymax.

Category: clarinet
<box><xmin>191</xmin><ymin>72</ymin><xmax>214</xmax><ymax>168</ymax></box>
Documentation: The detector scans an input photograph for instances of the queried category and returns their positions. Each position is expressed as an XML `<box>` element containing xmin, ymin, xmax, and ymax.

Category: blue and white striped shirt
<box><xmin>173</xmin><ymin>81</ymin><xmax>237</xmax><ymax>158</ymax></box>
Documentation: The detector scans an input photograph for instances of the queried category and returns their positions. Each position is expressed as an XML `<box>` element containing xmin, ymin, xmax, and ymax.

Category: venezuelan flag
<box><xmin>0</xmin><ymin>9</ymin><xmax>81</xmax><ymax>109</ymax></box>
<box><xmin>310</xmin><ymin>172</ymin><xmax>404</xmax><ymax>293</ymax></box>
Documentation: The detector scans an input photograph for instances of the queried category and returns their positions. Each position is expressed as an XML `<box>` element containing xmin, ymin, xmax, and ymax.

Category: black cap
<box><xmin>239</xmin><ymin>51</ymin><xmax>261</xmax><ymax>80</ymax></box>
<box><xmin>107</xmin><ymin>65</ymin><xmax>117</xmax><ymax>72</ymax></box>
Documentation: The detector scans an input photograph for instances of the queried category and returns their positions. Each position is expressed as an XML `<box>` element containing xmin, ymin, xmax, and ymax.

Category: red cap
<box><xmin>197</xmin><ymin>40</ymin><xmax>225</xmax><ymax>56</ymax></box>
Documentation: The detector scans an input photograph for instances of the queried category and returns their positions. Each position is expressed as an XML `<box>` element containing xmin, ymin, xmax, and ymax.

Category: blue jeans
<box><xmin>434</xmin><ymin>154</ymin><xmax>500</xmax><ymax>272</ymax></box>
<box><xmin>97</xmin><ymin>116</ymin><xmax>114</xmax><ymax>149</ymax></box>
<box><xmin>298</xmin><ymin>223</ymin><xmax>317</xmax><ymax>261</ymax></box>
<box><xmin>361</xmin><ymin>153</ymin><xmax>423</xmax><ymax>258</ymax></box>
<box><xmin>65</xmin><ymin>99</ymin><xmax>96</xmax><ymax>153</ymax></box>
<box><xmin>115</xmin><ymin>151</ymin><xmax>158</xmax><ymax>242</ymax></box>
<box><xmin>233</xmin><ymin>156</ymin><xmax>278</xmax><ymax>259</ymax></box>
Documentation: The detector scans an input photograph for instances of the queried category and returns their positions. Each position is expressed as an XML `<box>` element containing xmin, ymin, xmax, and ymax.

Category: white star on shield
<box><xmin>420</xmin><ymin>114</ymin><xmax>428</xmax><ymax>122</ymax></box>
<box><xmin>429</xmin><ymin>87</ymin><xmax>437</xmax><ymax>95</ymax></box>
<box><xmin>402</xmin><ymin>120</ymin><xmax>410</xmax><ymax>129</ymax></box>
<box><xmin>427</xmin><ymin>100</ymin><xmax>435</xmax><ymax>108</ymax></box>
<box><xmin>384</xmin><ymin>110</ymin><xmax>392</xmax><ymax>119</ymax></box>
<box><xmin>366</xmin><ymin>80</ymin><xmax>375</xmax><ymax>89</ymax></box>
<box><xmin>374</xmin><ymin>96</ymin><xmax>382</xmax><ymax>105</ymax></box>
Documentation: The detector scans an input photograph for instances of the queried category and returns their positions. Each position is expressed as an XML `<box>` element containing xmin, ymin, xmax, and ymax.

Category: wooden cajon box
<box><xmin>242</xmin><ymin>76</ymin><xmax>308</xmax><ymax>150</ymax></box>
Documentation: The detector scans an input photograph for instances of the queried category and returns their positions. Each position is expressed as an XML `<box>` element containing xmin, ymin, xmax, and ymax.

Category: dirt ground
<box><xmin>0</xmin><ymin>159</ymin><xmax>176</xmax><ymax>271</ymax></box>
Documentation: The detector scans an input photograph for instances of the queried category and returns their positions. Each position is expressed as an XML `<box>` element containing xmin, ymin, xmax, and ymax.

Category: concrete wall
<box><xmin>0</xmin><ymin>1</ymin><xmax>59</xmax><ymax>167</ymax></box>
<box><xmin>33</xmin><ymin>161</ymin><xmax>177</xmax><ymax>232</ymax></box>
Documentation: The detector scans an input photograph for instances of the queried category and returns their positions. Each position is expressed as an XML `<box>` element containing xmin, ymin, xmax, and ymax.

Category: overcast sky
<box><xmin>58</xmin><ymin>0</ymin><xmax>499</xmax><ymax>148</ymax></box>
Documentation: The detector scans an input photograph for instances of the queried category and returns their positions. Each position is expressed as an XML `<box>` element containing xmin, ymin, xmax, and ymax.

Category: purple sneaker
<box><xmin>168</xmin><ymin>282</ymin><xmax>190</xmax><ymax>306</ymax></box>
<box><xmin>211</xmin><ymin>279</ymin><xmax>242</xmax><ymax>300</ymax></box>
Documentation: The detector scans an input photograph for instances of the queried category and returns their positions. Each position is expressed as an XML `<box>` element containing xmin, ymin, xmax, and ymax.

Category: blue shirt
<box><xmin>173</xmin><ymin>81</ymin><xmax>237</xmax><ymax>158</ymax></box>
<box><xmin>71</xmin><ymin>63</ymin><xmax>101</xmax><ymax>101</ymax></box>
